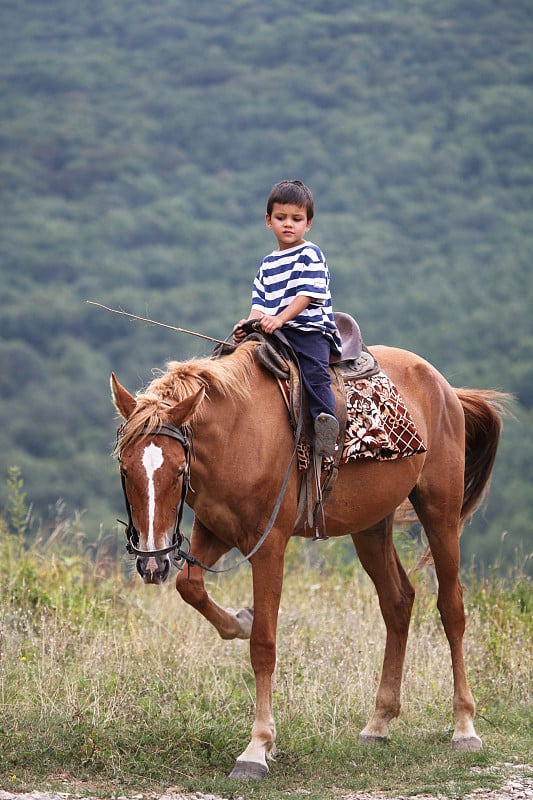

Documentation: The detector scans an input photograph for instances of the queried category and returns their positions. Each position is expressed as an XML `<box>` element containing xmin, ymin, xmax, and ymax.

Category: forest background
<box><xmin>0</xmin><ymin>0</ymin><xmax>531</xmax><ymax>573</ymax></box>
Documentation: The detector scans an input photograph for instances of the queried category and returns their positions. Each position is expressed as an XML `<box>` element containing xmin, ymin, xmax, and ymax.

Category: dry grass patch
<box><xmin>0</xmin><ymin>525</ymin><xmax>531</xmax><ymax>799</ymax></box>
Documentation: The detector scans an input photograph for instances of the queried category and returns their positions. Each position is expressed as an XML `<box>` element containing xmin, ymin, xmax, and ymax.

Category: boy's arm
<box><xmin>259</xmin><ymin>295</ymin><xmax>311</xmax><ymax>334</ymax></box>
<box><xmin>233</xmin><ymin>296</ymin><xmax>312</xmax><ymax>342</ymax></box>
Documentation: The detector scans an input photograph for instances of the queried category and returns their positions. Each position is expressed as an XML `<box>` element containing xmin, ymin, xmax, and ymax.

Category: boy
<box><xmin>233</xmin><ymin>179</ymin><xmax>342</xmax><ymax>457</ymax></box>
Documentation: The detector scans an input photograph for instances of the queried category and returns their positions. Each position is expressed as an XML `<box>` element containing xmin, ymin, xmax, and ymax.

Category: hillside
<box><xmin>0</xmin><ymin>0</ymin><xmax>532</xmax><ymax>570</ymax></box>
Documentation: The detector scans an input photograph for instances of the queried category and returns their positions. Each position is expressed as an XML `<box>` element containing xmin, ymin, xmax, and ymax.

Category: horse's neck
<box><xmin>190</xmin><ymin>375</ymin><xmax>290</xmax><ymax>483</ymax></box>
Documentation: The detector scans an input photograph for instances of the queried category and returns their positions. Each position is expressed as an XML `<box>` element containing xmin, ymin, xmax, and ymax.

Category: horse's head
<box><xmin>110</xmin><ymin>373</ymin><xmax>205</xmax><ymax>584</ymax></box>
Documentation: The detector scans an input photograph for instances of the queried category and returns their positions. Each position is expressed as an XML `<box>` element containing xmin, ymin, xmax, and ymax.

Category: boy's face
<box><xmin>266</xmin><ymin>203</ymin><xmax>313</xmax><ymax>250</ymax></box>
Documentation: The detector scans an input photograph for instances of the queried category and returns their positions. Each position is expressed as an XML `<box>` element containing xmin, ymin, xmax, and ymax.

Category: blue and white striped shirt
<box><xmin>251</xmin><ymin>241</ymin><xmax>341</xmax><ymax>353</ymax></box>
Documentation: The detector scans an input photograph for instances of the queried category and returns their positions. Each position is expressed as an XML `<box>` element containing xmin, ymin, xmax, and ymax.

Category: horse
<box><xmin>110</xmin><ymin>339</ymin><xmax>509</xmax><ymax>780</ymax></box>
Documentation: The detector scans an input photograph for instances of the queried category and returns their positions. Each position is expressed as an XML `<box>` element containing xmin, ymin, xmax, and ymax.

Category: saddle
<box><xmin>245</xmin><ymin>312</ymin><xmax>377</xmax><ymax>380</ymax></box>
<box><xmin>221</xmin><ymin>313</ymin><xmax>379</xmax><ymax>539</ymax></box>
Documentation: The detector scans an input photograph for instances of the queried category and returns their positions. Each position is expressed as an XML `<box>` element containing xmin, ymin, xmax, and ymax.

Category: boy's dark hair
<box><xmin>266</xmin><ymin>179</ymin><xmax>314</xmax><ymax>220</ymax></box>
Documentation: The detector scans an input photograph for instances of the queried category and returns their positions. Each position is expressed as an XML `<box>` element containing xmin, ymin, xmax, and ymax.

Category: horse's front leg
<box><xmin>175</xmin><ymin>517</ymin><xmax>253</xmax><ymax>640</ymax></box>
<box><xmin>229</xmin><ymin>540</ymin><xmax>285</xmax><ymax>781</ymax></box>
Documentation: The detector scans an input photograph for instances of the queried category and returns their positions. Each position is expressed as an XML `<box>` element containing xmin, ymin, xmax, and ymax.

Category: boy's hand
<box><xmin>232</xmin><ymin>319</ymin><xmax>249</xmax><ymax>343</ymax></box>
<box><xmin>258</xmin><ymin>314</ymin><xmax>283</xmax><ymax>334</ymax></box>
<box><xmin>232</xmin><ymin>312</ymin><xmax>284</xmax><ymax>343</ymax></box>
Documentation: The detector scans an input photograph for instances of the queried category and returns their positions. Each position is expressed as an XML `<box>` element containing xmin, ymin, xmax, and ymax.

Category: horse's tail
<box><xmin>455</xmin><ymin>388</ymin><xmax>512</xmax><ymax>523</ymax></box>
<box><xmin>410</xmin><ymin>388</ymin><xmax>512</xmax><ymax>572</ymax></box>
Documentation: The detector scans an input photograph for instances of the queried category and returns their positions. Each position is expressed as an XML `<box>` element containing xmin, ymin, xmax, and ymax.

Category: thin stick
<box><xmin>86</xmin><ymin>301</ymin><xmax>228</xmax><ymax>345</ymax></box>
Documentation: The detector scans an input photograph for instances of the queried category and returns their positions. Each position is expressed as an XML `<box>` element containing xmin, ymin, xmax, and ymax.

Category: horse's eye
<box><xmin>172</xmin><ymin>465</ymin><xmax>186</xmax><ymax>488</ymax></box>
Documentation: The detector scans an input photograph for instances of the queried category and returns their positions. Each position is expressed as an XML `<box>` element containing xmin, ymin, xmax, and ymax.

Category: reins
<box><xmin>195</xmin><ymin>397</ymin><xmax>304</xmax><ymax>574</ymax></box>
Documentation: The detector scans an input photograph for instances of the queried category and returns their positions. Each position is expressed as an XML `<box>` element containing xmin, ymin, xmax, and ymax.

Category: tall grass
<box><xmin>0</xmin><ymin>511</ymin><xmax>531</xmax><ymax>799</ymax></box>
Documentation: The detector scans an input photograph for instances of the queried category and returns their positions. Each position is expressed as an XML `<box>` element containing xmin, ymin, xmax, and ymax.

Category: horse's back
<box><xmin>369</xmin><ymin>344</ymin><xmax>446</xmax><ymax>383</ymax></box>
<box><xmin>367</xmin><ymin>344</ymin><xmax>464</xmax><ymax>450</ymax></box>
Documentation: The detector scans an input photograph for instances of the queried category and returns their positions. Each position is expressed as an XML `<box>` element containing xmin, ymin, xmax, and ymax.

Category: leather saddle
<box><xmin>329</xmin><ymin>312</ymin><xmax>378</xmax><ymax>379</ymax></box>
<box><xmin>241</xmin><ymin>312</ymin><xmax>378</xmax><ymax>384</ymax></box>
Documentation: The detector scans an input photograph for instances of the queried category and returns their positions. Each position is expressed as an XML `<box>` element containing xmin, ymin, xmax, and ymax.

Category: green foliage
<box><xmin>5</xmin><ymin>466</ymin><xmax>31</xmax><ymax>538</ymax></box>
<box><xmin>0</xmin><ymin>0</ymin><xmax>532</xmax><ymax>570</ymax></box>
<box><xmin>0</xmin><ymin>516</ymin><xmax>122</xmax><ymax>624</ymax></box>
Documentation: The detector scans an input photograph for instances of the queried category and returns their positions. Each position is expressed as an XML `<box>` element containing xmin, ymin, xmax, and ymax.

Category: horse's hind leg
<box><xmin>352</xmin><ymin>516</ymin><xmax>415</xmax><ymax>743</ymax></box>
<box><xmin>410</xmin><ymin>489</ymin><xmax>482</xmax><ymax>751</ymax></box>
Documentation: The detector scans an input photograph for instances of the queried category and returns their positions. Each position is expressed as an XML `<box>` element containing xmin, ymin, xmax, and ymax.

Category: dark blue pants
<box><xmin>281</xmin><ymin>328</ymin><xmax>337</xmax><ymax>421</ymax></box>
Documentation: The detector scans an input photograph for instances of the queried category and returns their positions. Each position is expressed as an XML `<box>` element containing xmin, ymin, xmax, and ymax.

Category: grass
<box><xmin>0</xmin><ymin>515</ymin><xmax>531</xmax><ymax>800</ymax></box>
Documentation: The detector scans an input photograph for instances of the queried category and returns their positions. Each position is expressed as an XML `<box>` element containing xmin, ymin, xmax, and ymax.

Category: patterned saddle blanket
<box><xmin>337</xmin><ymin>372</ymin><xmax>426</xmax><ymax>463</ymax></box>
<box><xmin>297</xmin><ymin>371</ymin><xmax>426</xmax><ymax>472</ymax></box>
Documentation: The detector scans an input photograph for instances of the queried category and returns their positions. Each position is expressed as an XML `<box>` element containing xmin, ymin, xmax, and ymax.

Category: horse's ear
<box><xmin>110</xmin><ymin>372</ymin><xmax>136</xmax><ymax>420</ymax></box>
<box><xmin>169</xmin><ymin>386</ymin><xmax>206</xmax><ymax>426</ymax></box>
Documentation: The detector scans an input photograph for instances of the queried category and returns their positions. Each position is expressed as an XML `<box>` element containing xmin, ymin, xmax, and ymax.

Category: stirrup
<box><xmin>312</xmin><ymin>451</ymin><xmax>328</xmax><ymax>540</ymax></box>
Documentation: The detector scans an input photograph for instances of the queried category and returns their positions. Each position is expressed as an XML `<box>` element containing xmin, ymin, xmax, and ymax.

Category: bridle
<box><xmin>117</xmin><ymin>421</ymin><xmax>200</xmax><ymax>571</ymax></box>
<box><xmin>115</xmin><ymin>362</ymin><xmax>304</xmax><ymax>574</ymax></box>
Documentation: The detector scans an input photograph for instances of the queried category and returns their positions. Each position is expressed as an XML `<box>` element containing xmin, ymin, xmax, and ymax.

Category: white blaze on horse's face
<box><xmin>142</xmin><ymin>442</ymin><xmax>164</xmax><ymax>550</ymax></box>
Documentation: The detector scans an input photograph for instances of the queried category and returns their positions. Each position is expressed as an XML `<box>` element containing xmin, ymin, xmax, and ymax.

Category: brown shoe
<box><xmin>314</xmin><ymin>413</ymin><xmax>339</xmax><ymax>458</ymax></box>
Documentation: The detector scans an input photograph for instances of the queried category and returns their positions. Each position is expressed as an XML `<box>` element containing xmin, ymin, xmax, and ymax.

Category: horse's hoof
<box><xmin>235</xmin><ymin>606</ymin><xmax>254</xmax><ymax>639</ymax></box>
<box><xmin>452</xmin><ymin>735</ymin><xmax>482</xmax><ymax>751</ymax></box>
<box><xmin>228</xmin><ymin>759</ymin><xmax>268</xmax><ymax>780</ymax></box>
<box><xmin>359</xmin><ymin>733</ymin><xmax>389</xmax><ymax>746</ymax></box>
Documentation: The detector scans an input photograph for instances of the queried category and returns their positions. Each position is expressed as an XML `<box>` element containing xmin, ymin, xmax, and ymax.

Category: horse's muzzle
<box><xmin>136</xmin><ymin>555</ymin><xmax>171</xmax><ymax>584</ymax></box>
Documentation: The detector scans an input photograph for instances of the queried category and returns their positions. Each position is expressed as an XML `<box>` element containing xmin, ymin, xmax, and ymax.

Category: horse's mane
<box><xmin>116</xmin><ymin>341</ymin><xmax>259</xmax><ymax>453</ymax></box>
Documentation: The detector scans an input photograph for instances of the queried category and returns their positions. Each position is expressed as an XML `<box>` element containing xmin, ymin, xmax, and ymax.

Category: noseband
<box><xmin>117</xmin><ymin>421</ymin><xmax>195</xmax><ymax>569</ymax></box>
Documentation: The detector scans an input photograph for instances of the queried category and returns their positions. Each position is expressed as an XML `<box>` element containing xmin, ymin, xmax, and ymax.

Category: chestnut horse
<box><xmin>111</xmin><ymin>340</ymin><xmax>508</xmax><ymax>780</ymax></box>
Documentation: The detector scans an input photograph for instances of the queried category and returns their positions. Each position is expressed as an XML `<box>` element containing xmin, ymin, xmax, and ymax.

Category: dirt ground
<box><xmin>1</xmin><ymin>769</ymin><xmax>533</xmax><ymax>800</ymax></box>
